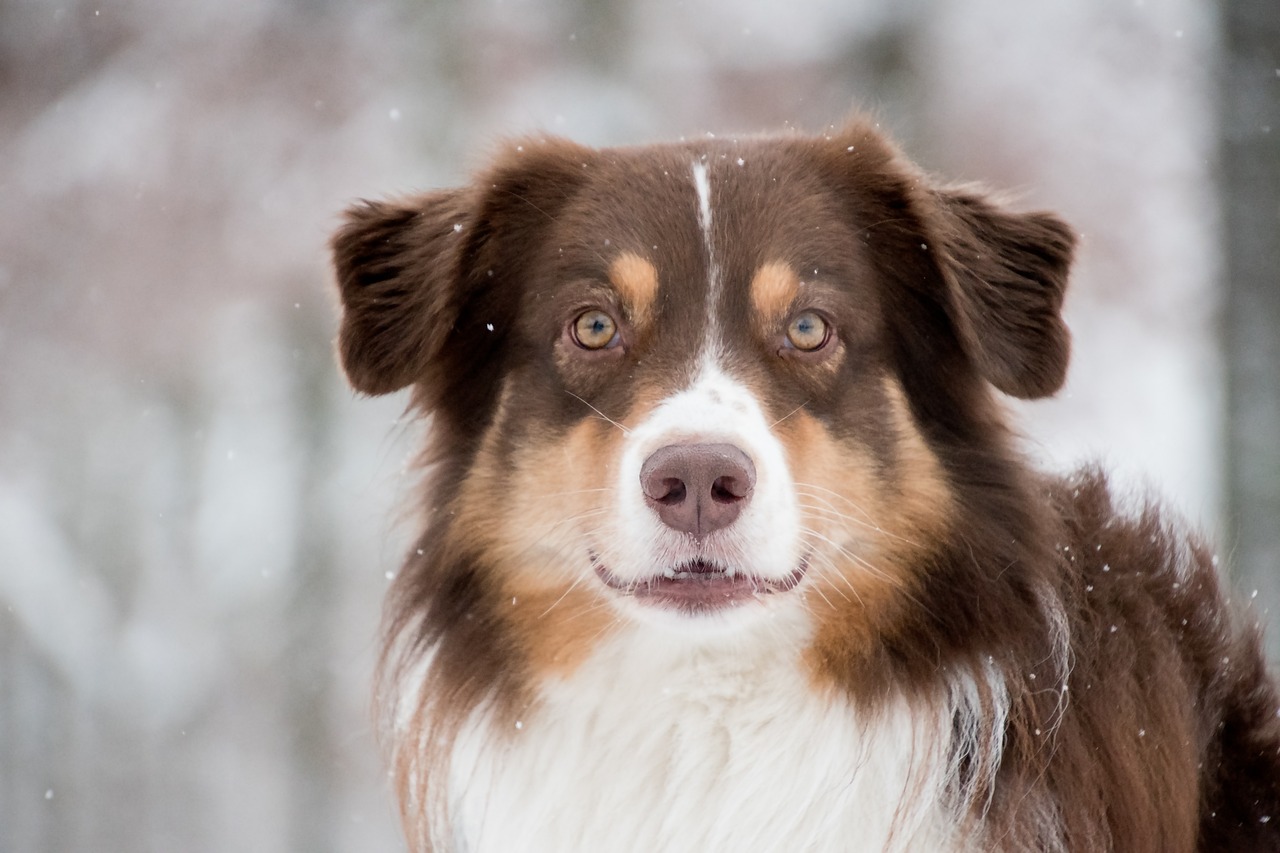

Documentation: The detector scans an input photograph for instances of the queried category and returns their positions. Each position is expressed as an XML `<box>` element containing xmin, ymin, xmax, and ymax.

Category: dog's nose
<box><xmin>640</xmin><ymin>443</ymin><xmax>756</xmax><ymax>537</ymax></box>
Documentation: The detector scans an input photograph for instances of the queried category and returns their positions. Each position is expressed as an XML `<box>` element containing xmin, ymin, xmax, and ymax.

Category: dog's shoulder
<box><xmin>1046</xmin><ymin>469</ymin><xmax>1280</xmax><ymax>849</ymax></box>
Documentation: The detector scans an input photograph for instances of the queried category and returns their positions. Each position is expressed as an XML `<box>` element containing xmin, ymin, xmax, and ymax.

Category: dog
<box><xmin>330</xmin><ymin>118</ymin><xmax>1280</xmax><ymax>852</ymax></box>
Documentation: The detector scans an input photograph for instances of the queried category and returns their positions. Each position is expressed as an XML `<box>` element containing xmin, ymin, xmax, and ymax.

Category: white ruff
<box><xmin>446</xmin><ymin>623</ymin><xmax>966</xmax><ymax>853</ymax></box>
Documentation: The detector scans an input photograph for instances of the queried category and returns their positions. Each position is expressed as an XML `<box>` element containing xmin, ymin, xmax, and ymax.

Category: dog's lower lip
<box><xmin>593</xmin><ymin>556</ymin><xmax>807</xmax><ymax>613</ymax></box>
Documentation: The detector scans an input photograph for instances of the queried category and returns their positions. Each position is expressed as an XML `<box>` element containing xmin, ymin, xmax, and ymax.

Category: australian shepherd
<box><xmin>330</xmin><ymin>118</ymin><xmax>1280</xmax><ymax>852</ymax></box>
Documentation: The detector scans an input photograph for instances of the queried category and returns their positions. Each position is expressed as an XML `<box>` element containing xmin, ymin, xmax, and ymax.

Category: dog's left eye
<box><xmin>785</xmin><ymin>311</ymin><xmax>830</xmax><ymax>352</ymax></box>
<box><xmin>571</xmin><ymin>309</ymin><xmax>620</xmax><ymax>350</ymax></box>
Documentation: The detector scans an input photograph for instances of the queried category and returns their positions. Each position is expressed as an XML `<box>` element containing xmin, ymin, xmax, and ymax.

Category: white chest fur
<box><xmin>445</xmin><ymin>623</ymin><xmax>964</xmax><ymax>853</ymax></box>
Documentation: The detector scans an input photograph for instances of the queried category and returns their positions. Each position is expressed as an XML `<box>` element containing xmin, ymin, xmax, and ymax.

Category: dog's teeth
<box><xmin>663</xmin><ymin>568</ymin><xmax>676</xmax><ymax>579</ymax></box>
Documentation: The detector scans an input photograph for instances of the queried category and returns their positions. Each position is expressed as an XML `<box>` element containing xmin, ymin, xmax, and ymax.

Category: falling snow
<box><xmin>0</xmin><ymin>0</ymin><xmax>1253</xmax><ymax>849</ymax></box>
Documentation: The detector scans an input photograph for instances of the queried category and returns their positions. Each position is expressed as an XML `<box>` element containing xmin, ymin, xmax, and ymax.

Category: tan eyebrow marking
<box><xmin>608</xmin><ymin>252</ymin><xmax>659</xmax><ymax>327</ymax></box>
<box><xmin>750</xmin><ymin>260</ymin><xmax>800</xmax><ymax>328</ymax></box>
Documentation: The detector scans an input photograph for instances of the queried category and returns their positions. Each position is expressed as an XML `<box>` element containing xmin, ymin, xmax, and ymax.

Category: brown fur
<box><xmin>331</xmin><ymin>118</ymin><xmax>1280</xmax><ymax>852</ymax></box>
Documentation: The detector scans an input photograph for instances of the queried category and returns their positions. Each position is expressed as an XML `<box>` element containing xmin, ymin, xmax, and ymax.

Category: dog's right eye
<box><xmin>785</xmin><ymin>311</ymin><xmax>831</xmax><ymax>352</ymax></box>
<box><xmin>571</xmin><ymin>309</ymin><xmax>619</xmax><ymax>350</ymax></box>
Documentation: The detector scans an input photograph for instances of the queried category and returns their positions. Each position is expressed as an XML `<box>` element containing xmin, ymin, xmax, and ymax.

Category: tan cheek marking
<box><xmin>497</xmin><ymin>387</ymin><xmax>675</xmax><ymax>677</ymax></box>
<box><xmin>778</xmin><ymin>388</ymin><xmax>954</xmax><ymax>689</ymax></box>
<box><xmin>453</xmin><ymin>379</ymin><xmax>517</xmax><ymax>554</ymax></box>
<box><xmin>750</xmin><ymin>260</ymin><xmax>800</xmax><ymax>332</ymax></box>
<box><xmin>880</xmin><ymin>377</ymin><xmax>954</xmax><ymax>532</ymax></box>
<box><xmin>449</xmin><ymin>385</ymin><xmax>667</xmax><ymax>679</ymax></box>
<box><xmin>495</xmin><ymin>418</ymin><xmax>622</xmax><ymax>677</ymax></box>
<box><xmin>608</xmin><ymin>252</ymin><xmax>659</xmax><ymax>330</ymax></box>
<box><xmin>779</xmin><ymin>411</ymin><xmax>902</xmax><ymax>626</ymax></box>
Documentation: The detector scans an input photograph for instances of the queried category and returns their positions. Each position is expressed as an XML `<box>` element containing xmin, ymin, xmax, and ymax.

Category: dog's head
<box><xmin>332</xmin><ymin>120</ymin><xmax>1074</xmax><ymax>661</ymax></box>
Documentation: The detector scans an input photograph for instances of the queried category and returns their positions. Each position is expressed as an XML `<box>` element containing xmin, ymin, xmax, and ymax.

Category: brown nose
<box><xmin>640</xmin><ymin>443</ymin><xmax>756</xmax><ymax>537</ymax></box>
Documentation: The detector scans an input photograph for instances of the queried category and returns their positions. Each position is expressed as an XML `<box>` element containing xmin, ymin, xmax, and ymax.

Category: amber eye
<box><xmin>785</xmin><ymin>311</ymin><xmax>830</xmax><ymax>351</ymax></box>
<box><xmin>571</xmin><ymin>309</ymin><xmax>619</xmax><ymax>350</ymax></box>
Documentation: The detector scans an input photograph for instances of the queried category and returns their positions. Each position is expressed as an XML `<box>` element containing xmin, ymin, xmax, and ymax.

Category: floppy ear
<box><xmin>926</xmin><ymin>187</ymin><xmax>1076</xmax><ymax>399</ymax></box>
<box><xmin>330</xmin><ymin>189</ymin><xmax>471</xmax><ymax>395</ymax></box>
<box><xmin>330</xmin><ymin>137</ymin><xmax>595</xmax><ymax>397</ymax></box>
<box><xmin>818</xmin><ymin>119</ymin><xmax>1075</xmax><ymax>400</ymax></box>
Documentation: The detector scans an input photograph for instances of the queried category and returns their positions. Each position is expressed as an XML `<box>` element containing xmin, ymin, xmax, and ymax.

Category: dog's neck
<box><xmin>446</xmin><ymin>619</ymin><xmax>966</xmax><ymax>853</ymax></box>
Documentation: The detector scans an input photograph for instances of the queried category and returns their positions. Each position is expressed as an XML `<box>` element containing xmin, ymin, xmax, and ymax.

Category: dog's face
<box><xmin>333</xmin><ymin>122</ymin><xmax>1074</xmax><ymax>654</ymax></box>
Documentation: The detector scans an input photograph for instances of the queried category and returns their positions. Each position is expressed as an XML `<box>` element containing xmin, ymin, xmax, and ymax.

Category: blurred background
<box><xmin>0</xmin><ymin>0</ymin><xmax>1276</xmax><ymax>850</ymax></box>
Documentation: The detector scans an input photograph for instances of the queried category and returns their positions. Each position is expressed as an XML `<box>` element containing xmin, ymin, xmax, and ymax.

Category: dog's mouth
<box><xmin>593</xmin><ymin>556</ymin><xmax>807</xmax><ymax>615</ymax></box>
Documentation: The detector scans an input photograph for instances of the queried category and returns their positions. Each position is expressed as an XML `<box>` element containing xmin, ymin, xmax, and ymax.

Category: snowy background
<box><xmin>1</xmin><ymin>0</ymin><xmax>1275</xmax><ymax>850</ymax></box>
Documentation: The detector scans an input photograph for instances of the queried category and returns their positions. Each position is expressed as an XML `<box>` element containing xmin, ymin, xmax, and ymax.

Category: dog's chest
<box><xmin>449</xmin><ymin>631</ymin><xmax>960</xmax><ymax>852</ymax></box>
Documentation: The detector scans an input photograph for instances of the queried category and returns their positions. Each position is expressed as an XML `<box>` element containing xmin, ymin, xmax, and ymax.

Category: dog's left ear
<box><xmin>925</xmin><ymin>186</ymin><xmax>1076</xmax><ymax>399</ymax></box>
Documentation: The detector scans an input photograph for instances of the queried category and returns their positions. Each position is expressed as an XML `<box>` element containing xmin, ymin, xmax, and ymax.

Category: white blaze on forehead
<box><xmin>692</xmin><ymin>159</ymin><xmax>714</xmax><ymax>239</ymax></box>
<box><xmin>691</xmin><ymin>159</ymin><xmax>723</xmax><ymax>355</ymax></box>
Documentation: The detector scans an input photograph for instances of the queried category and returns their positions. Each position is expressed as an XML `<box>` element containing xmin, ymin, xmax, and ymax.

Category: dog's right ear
<box><xmin>331</xmin><ymin>137</ymin><xmax>595</xmax><ymax>397</ymax></box>
<box><xmin>330</xmin><ymin>189</ymin><xmax>472</xmax><ymax>396</ymax></box>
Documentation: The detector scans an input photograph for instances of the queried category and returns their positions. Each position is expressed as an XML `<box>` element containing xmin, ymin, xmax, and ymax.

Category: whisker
<box><xmin>796</xmin><ymin>501</ymin><xmax>890</xmax><ymax>537</ymax></box>
<box><xmin>803</xmin><ymin>527</ymin><xmax>941</xmax><ymax>622</ymax></box>
<box><xmin>807</xmin><ymin>578</ymin><xmax>842</xmax><ymax>608</ymax></box>
<box><xmin>493</xmin><ymin>508</ymin><xmax>611</xmax><ymax>575</ymax></box>
<box><xmin>566</xmin><ymin>392</ymin><xmax>631</xmax><ymax>434</ymax></box>
<box><xmin>794</xmin><ymin>490</ymin><xmax>924</xmax><ymax>550</ymax></box>
<box><xmin>537</xmin><ymin>573</ymin><xmax>589</xmax><ymax>619</ymax></box>
<box><xmin>770</xmin><ymin>401</ymin><xmax>810</xmax><ymax>428</ymax></box>
<box><xmin>538</xmin><ymin>487</ymin><xmax>615</xmax><ymax>500</ymax></box>
<box><xmin>800</xmin><ymin>542</ymin><xmax>864</xmax><ymax>606</ymax></box>
<box><xmin>793</xmin><ymin>481</ymin><xmax>880</xmax><ymax>522</ymax></box>
<box><xmin>799</xmin><ymin>526</ymin><xmax>906</xmax><ymax>591</ymax></box>
<box><xmin>796</xmin><ymin>503</ymin><xmax>924</xmax><ymax>553</ymax></box>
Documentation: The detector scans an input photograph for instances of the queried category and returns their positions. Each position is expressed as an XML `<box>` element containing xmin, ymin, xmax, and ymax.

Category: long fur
<box><xmin>331</xmin><ymin>118</ymin><xmax>1280</xmax><ymax>852</ymax></box>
